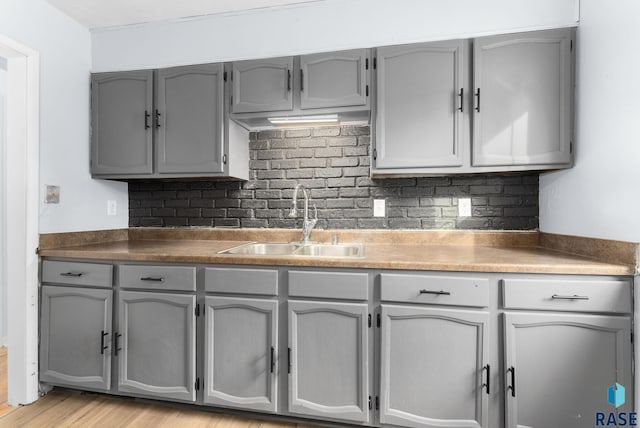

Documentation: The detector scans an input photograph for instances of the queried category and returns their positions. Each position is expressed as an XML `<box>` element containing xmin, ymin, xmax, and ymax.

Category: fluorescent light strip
<box><xmin>267</xmin><ymin>114</ymin><xmax>339</xmax><ymax>125</ymax></box>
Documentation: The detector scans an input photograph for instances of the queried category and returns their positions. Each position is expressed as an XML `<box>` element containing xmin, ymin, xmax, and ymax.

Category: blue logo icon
<box><xmin>608</xmin><ymin>383</ymin><xmax>625</xmax><ymax>408</ymax></box>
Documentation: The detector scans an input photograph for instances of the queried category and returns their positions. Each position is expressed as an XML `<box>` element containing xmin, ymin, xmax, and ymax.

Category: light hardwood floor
<box><xmin>0</xmin><ymin>389</ymin><xmax>321</xmax><ymax>427</ymax></box>
<box><xmin>0</xmin><ymin>347</ymin><xmax>10</xmax><ymax>417</ymax></box>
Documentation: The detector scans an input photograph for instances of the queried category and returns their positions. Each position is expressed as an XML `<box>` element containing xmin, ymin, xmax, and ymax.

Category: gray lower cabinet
<box><xmin>287</xmin><ymin>299</ymin><xmax>369</xmax><ymax>424</ymax></box>
<box><xmin>40</xmin><ymin>285</ymin><xmax>113</xmax><ymax>391</ymax></box>
<box><xmin>503</xmin><ymin>312</ymin><xmax>632</xmax><ymax>428</ymax></box>
<box><xmin>379</xmin><ymin>305</ymin><xmax>490</xmax><ymax>428</ymax></box>
<box><xmin>117</xmin><ymin>290</ymin><xmax>196</xmax><ymax>402</ymax></box>
<box><xmin>473</xmin><ymin>29</ymin><xmax>573</xmax><ymax>167</ymax></box>
<box><xmin>204</xmin><ymin>296</ymin><xmax>278</xmax><ymax>413</ymax></box>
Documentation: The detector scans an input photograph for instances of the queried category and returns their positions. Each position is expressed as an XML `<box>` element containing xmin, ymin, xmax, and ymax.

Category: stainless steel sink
<box><xmin>219</xmin><ymin>242</ymin><xmax>364</xmax><ymax>258</ymax></box>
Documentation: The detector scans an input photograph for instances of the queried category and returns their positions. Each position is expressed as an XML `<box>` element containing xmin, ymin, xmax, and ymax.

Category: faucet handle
<box><xmin>311</xmin><ymin>204</ymin><xmax>318</xmax><ymax>221</ymax></box>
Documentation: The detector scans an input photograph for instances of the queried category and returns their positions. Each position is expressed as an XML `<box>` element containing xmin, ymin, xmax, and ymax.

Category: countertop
<box><xmin>38</xmin><ymin>228</ymin><xmax>638</xmax><ymax>275</ymax></box>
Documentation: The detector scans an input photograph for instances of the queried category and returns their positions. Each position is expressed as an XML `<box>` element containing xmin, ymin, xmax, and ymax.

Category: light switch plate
<box><xmin>373</xmin><ymin>199</ymin><xmax>386</xmax><ymax>217</ymax></box>
<box><xmin>45</xmin><ymin>185</ymin><xmax>60</xmax><ymax>204</ymax></box>
<box><xmin>458</xmin><ymin>198</ymin><xmax>471</xmax><ymax>217</ymax></box>
<box><xmin>107</xmin><ymin>200</ymin><xmax>117</xmax><ymax>216</ymax></box>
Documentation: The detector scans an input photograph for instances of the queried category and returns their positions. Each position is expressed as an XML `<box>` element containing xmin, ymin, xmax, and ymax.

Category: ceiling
<box><xmin>46</xmin><ymin>0</ymin><xmax>324</xmax><ymax>29</ymax></box>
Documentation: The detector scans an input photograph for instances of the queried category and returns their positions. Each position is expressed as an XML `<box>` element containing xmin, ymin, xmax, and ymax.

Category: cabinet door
<box><xmin>204</xmin><ymin>296</ymin><xmax>278</xmax><ymax>413</ymax></box>
<box><xmin>300</xmin><ymin>49</ymin><xmax>368</xmax><ymax>110</ymax></box>
<box><xmin>375</xmin><ymin>41</ymin><xmax>465</xmax><ymax>169</ymax></box>
<box><xmin>231</xmin><ymin>57</ymin><xmax>293</xmax><ymax>113</ymax></box>
<box><xmin>156</xmin><ymin>64</ymin><xmax>225</xmax><ymax>174</ymax></box>
<box><xmin>118</xmin><ymin>290</ymin><xmax>196</xmax><ymax>402</ymax></box>
<box><xmin>380</xmin><ymin>305</ymin><xmax>490</xmax><ymax>428</ymax></box>
<box><xmin>504</xmin><ymin>312</ymin><xmax>632</xmax><ymax>428</ymax></box>
<box><xmin>288</xmin><ymin>300</ymin><xmax>369</xmax><ymax>423</ymax></box>
<box><xmin>473</xmin><ymin>29</ymin><xmax>572</xmax><ymax>166</ymax></box>
<box><xmin>91</xmin><ymin>70</ymin><xmax>153</xmax><ymax>175</ymax></box>
<box><xmin>40</xmin><ymin>286</ymin><xmax>112</xmax><ymax>391</ymax></box>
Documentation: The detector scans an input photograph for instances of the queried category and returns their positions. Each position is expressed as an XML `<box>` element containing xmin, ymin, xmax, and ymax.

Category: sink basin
<box><xmin>219</xmin><ymin>242</ymin><xmax>364</xmax><ymax>258</ymax></box>
<box><xmin>219</xmin><ymin>242</ymin><xmax>301</xmax><ymax>255</ymax></box>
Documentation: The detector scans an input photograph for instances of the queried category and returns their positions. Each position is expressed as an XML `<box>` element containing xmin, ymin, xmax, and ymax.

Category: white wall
<box><xmin>92</xmin><ymin>0</ymin><xmax>578</xmax><ymax>71</ymax></box>
<box><xmin>540</xmin><ymin>0</ymin><xmax>640</xmax><ymax>243</ymax></box>
<box><xmin>0</xmin><ymin>63</ymin><xmax>6</xmax><ymax>346</ymax></box>
<box><xmin>0</xmin><ymin>0</ymin><xmax>128</xmax><ymax>233</ymax></box>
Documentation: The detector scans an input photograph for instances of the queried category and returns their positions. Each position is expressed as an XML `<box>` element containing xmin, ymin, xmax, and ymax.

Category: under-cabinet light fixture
<box><xmin>267</xmin><ymin>114</ymin><xmax>339</xmax><ymax>126</ymax></box>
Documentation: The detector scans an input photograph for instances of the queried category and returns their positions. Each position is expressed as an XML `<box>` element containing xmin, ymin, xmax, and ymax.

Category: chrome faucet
<box><xmin>288</xmin><ymin>184</ymin><xmax>317</xmax><ymax>244</ymax></box>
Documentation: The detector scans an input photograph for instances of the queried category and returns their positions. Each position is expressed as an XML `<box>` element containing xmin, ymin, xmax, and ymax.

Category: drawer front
<box><xmin>380</xmin><ymin>273</ymin><xmax>490</xmax><ymax>308</ymax></box>
<box><xmin>42</xmin><ymin>260</ymin><xmax>113</xmax><ymax>288</ymax></box>
<box><xmin>288</xmin><ymin>270</ymin><xmax>368</xmax><ymax>300</ymax></box>
<box><xmin>503</xmin><ymin>278</ymin><xmax>632</xmax><ymax>313</ymax></box>
<box><xmin>205</xmin><ymin>267</ymin><xmax>278</xmax><ymax>296</ymax></box>
<box><xmin>119</xmin><ymin>265</ymin><xmax>196</xmax><ymax>291</ymax></box>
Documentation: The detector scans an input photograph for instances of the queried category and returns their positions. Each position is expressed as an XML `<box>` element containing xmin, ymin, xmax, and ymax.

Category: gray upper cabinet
<box><xmin>231</xmin><ymin>57</ymin><xmax>294</xmax><ymax>113</ymax></box>
<box><xmin>288</xmin><ymin>299</ymin><xmax>369</xmax><ymax>424</ymax></box>
<box><xmin>117</xmin><ymin>290</ymin><xmax>196</xmax><ymax>402</ymax></box>
<box><xmin>379</xmin><ymin>305</ymin><xmax>490</xmax><ymax>428</ymax></box>
<box><xmin>300</xmin><ymin>49</ymin><xmax>368</xmax><ymax>110</ymax></box>
<box><xmin>504</xmin><ymin>312</ymin><xmax>632</xmax><ymax>428</ymax></box>
<box><xmin>40</xmin><ymin>285</ymin><xmax>113</xmax><ymax>391</ymax></box>
<box><xmin>91</xmin><ymin>70</ymin><xmax>153</xmax><ymax>176</ymax></box>
<box><xmin>156</xmin><ymin>64</ymin><xmax>225</xmax><ymax>174</ymax></box>
<box><xmin>473</xmin><ymin>29</ymin><xmax>573</xmax><ymax>167</ymax></box>
<box><xmin>374</xmin><ymin>41</ymin><xmax>465</xmax><ymax>170</ymax></box>
<box><xmin>204</xmin><ymin>296</ymin><xmax>278</xmax><ymax>413</ymax></box>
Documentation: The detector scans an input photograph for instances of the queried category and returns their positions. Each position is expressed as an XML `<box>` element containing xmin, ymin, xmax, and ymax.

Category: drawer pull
<box><xmin>551</xmin><ymin>294</ymin><xmax>589</xmax><ymax>300</ymax></box>
<box><xmin>140</xmin><ymin>277</ymin><xmax>164</xmax><ymax>282</ymax></box>
<box><xmin>60</xmin><ymin>272</ymin><xmax>84</xmax><ymax>277</ymax></box>
<box><xmin>419</xmin><ymin>289</ymin><xmax>451</xmax><ymax>296</ymax></box>
<box><xmin>270</xmin><ymin>347</ymin><xmax>275</xmax><ymax>374</ymax></box>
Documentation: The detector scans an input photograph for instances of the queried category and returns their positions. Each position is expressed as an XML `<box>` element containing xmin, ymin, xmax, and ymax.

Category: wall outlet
<box><xmin>373</xmin><ymin>199</ymin><xmax>386</xmax><ymax>217</ymax></box>
<box><xmin>45</xmin><ymin>185</ymin><xmax>60</xmax><ymax>204</ymax></box>
<box><xmin>458</xmin><ymin>198</ymin><xmax>472</xmax><ymax>217</ymax></box>
<box><xmin>107</xmin><ymin>200</ymin><xmax>117</xmax><ymax>216</ymax></box>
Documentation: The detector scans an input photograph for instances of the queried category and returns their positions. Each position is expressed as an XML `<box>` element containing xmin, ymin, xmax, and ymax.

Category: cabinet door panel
<box><xmin>91</xmin><ymin>71</ymin><xmax>153</xmax><ymax>175</ymax></box>
<box><xmin>473</xmin><ymin>29</ymin><xmax>572</xmax><ymax>166</ymax></box>
<box><xmin>504</xmin><ymin>312</ymin><xmax>632</xmax><ymax>428</ymax></box>
<box><xmin>375</xmin><ymin>41</ymin><xmax>464</xmax><ymax>169</ymax></box>
<box><xmin>157</xmin><ymin>64</ymin><xmax>224</xmax><ymax>174</ymax></box>
<box><xmin>288</xmin><ymin>300</ymin><xmax>369</xmax><ymax>423</ymax></box>
<box><xmin>380</xmin><ymin>305</ymin><xmax>489</xmax><ymax>428</ymax></box>
<box><xmin>300</xmin><ymin>49</ymin><xmax>368</xmax><ymax>109</ymax></box>
<box><xmin>232</xmin><ymin>58</ymin><xmax>293</xmax><ymax>113</ymax></box>
<box><xmin>204</xmin><ymin>296</ymin><xmax>278</xmax><ymax>413</ymax></box>
<box><xmin>40</xmin><ymin>286</ymin><xmax>112</xmax><ymax>391</ymax></box>
<box><xmin>118</xmin><ymin>291</ymin><xmax>196</xmax><ymax>402</ymax></box>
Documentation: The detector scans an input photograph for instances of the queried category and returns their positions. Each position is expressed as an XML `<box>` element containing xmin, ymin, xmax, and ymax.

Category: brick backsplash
<box><xmin>129</xmin><ymin>126</ymin><xmax>539</xmax><ymax>229</ymax></box>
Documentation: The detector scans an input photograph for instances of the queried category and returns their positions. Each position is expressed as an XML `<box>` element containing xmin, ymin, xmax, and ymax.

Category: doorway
<box><xmin>0</xmin><ymin>33</ymin><xmax>40</xmax><ymax>406</ymax></box>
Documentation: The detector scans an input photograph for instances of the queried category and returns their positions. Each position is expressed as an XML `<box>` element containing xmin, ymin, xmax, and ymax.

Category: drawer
<box><xmin>380</xmin><ymin>273</ymin><xmax>490</xmax><ymax>308</ymax></box>
<box><xmin>502</xmin><ymin>278</ymin><xmax>632</xmax><ymax>313</ymax></box>
<box><xmin>42</xmin><ymin>260</ymin><xmax>113</xmax><ymax>288</ymax></box>
<box><xmin>205</xmin><ymin>267</ymin><xmax>278</xmax><ymax>296</ymax></box>
<box><xmin>288</xmin><ymin>270</ymin><xmax>368</xmax><ymax>300</ymax></box>
<box><xmin>119</xmin><ymin>265</ymin><xmax>196</xmax><ymax>291</ymax></box>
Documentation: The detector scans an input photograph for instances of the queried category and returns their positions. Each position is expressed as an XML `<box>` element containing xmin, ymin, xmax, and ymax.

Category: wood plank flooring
<box><xmin>0</xmin><ymin>390</ymin><xmax>321</xmax><ymax>427</ymax></box>
<box><xmin>0</xmin><ymin>347</ymin><xmax>10</xmax><ymax>417</ymax></box>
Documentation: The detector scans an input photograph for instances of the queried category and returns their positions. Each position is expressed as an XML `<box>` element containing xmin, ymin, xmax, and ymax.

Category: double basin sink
<box><xmin>219</xmin><ymin>242</ymin><xmax>364</xmax><ymax>258</ymax></box>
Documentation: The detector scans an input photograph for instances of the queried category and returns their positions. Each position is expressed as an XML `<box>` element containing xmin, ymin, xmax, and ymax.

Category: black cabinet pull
<box><xmin>482</xmin><ymin>364</ymin><xmax>490</xmax><ymax>394</ymax></box>
<box><xmin>287</xmin><ymin>69</ymin><xmax>291</xmax><ymax>91</ymax></box>
<box><xmin>114</xmin><ymin>333</ymin><xmax>122</xmax><ymax>356</ymax></box>
<box><xmin>507</xmin><ymin>366</ymin><xmax>516</xmax><ymax>397</ymax></box>
<box><xmin>270</xmin><ymin>347</ymin><xmax>275</xmax><ymax>374</ymax></box>
<box><xmin>140</xmin><ymin>276</ymin><xmax>164</xmax><ymax>282</ymax></box>
<box><xmin>154</xmin><ymin>109</ymin><xmax>161</xmax><ymax>128</ymax></box>
<box><xmin>144</xmin><ymin>110</ymin><xmax>150</xmax><ymax>129</ymax></box>
<box><xmin>287</xmin><ymin>347</ymin><xmax>292</xmax><ymax>374</ymax></box>
<box><xmin>419</xmin><ymin>289</ymin><xmax>451</xmax><ymax>296</ymax></box>
<box><xmin>300</xmin><ymin>69</ymin><xmax>304</xmax><ymax>91</ymax></box>
<box><xmin>60</xmin><ymin>272</ymin><xmax>83</xmax><ymax>277</ymax></box>
<box><xmin>474</xmin><ymin>88</ymin><xmax>481</xmax><ymax>112</ymax></box>
<box><xmin>458</xmin><ymin>88</ymin><xmax>464</xmax><ymax>112</ymax></box>
<box><xmin>100</xmin><ymin>331</ymin><xmax>109</xmax><ymax>355</ymax></box>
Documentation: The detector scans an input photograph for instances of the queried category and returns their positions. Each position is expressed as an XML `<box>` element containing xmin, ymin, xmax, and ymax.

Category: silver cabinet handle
<box><xmin>419</xmin><ymin>289</ymin><xmax>451</xmax><ymax>296</ymax></box>
<box><xmin>551</xmin><ymin>294</ymin><xmax>589</xmax><ymax>300</ymax></box>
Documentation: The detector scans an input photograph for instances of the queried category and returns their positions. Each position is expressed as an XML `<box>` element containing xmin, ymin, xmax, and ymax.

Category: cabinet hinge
<box><xmin>366</xmin><ymin>85</ymin><xmax>369</xmax><ymax>97</ymax></box>
<box><xmin>368</xmin><ymin>395</ymin><xmax>372</xmax><ymax>410</ymax></box>
<box><xmin>195</xmin><ymin>303</ymin><xmax>200</xmax><ymax>317</ymax></box>
<box><xmin>376</xmin><ymin>313</ymin><xmax>381</xmax><ymax>328</ymax></box>
<box><xmin>375</xmin><ymin>396</ymin><xmax>379</xmax><ymax>410</ymax></box>
<box><xmin>223</xmin><ymin>154</ymin><xmax>228</xmax><ymax>165</ymax></box>
<box><xmin>368</xmin><ymin>314</ymin><xmax>372</xmax><ymax>328</ymax></box>
<box><xmin>373</xmin><ymin>57</ymin><xmax>377</xmax><ymax>70</ymax></box>
<box><xmin>373</xmin><ymin>148</ymin><xmax>377</xmax><ymax>161</ymax></box>
<box><xmin>195</xmin><ymin>377</ymin><xmax>200</xmax><ymax>391</ymax></box>
<box><xmin>365</xmin><ymin>58</ymin><xmax>369</xmax><ymax>70</ymax></box>
<box><xmin>223</xmin><ymin>71</ymin><xmax>227</xmax><ymax>82</ymax></box>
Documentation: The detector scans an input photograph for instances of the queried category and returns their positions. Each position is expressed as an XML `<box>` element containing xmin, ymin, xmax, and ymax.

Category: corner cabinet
<box><xmin>91</xmin><ymin>64</ymin><xmax>248</xmax><ymax>180</ymax></box>
<box><xmin>473</xmin><ymin>29</ymin><xmax>573</xmax><ymax>167</ymax></box>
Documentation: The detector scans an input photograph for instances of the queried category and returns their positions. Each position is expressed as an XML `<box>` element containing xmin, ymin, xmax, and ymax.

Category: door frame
<box><xmin>0</xmin><ymin>33</ymin><xmax>40</xmax><ymax>405</ymax></box>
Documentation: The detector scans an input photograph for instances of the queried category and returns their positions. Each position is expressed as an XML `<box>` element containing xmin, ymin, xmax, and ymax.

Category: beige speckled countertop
<box><xmin>38</xmin><ymin>228</ymin><xmax>639</xmax><ymax>276</ymax></box>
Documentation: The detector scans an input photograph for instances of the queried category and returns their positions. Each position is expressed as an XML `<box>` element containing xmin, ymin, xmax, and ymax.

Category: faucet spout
<box><xmin>289</xmin><ymin>184</ymin><xmax>317</xmax><ymax>244</ymax></box>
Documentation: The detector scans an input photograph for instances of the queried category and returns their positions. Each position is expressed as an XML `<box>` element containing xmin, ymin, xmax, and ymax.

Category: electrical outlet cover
<box><xmin>45</xmin><ymin>185</ymin><xmax>60</xmax><ymax>204</ymax></box>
